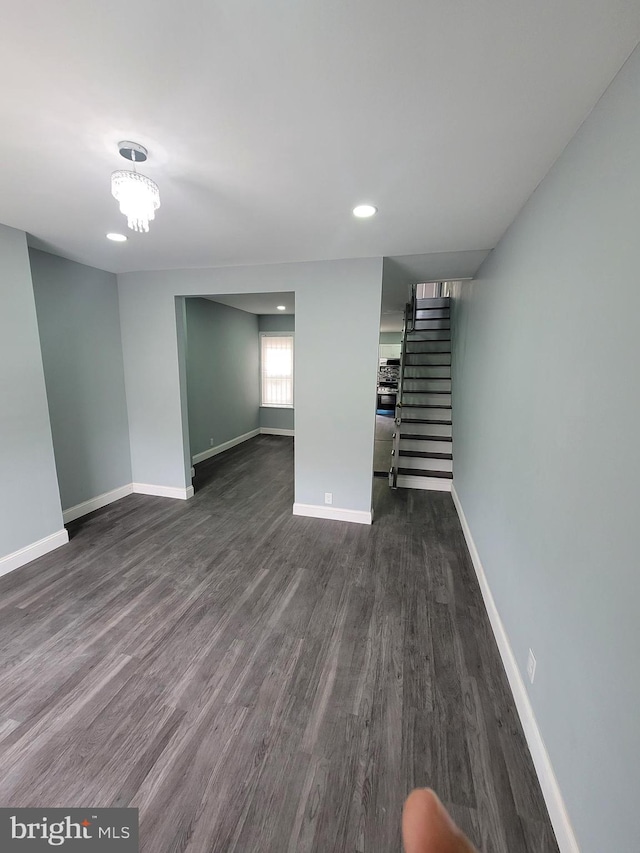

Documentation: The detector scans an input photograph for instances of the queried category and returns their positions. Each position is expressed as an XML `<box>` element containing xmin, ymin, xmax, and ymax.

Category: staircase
<box><xmin>389</xmin><ymin>289</ymin><xmax>453</xmax><ymax>491</ymax></box>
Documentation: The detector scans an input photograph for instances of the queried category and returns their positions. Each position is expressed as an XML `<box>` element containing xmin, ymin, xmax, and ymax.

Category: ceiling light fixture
<box><xmin>277</xmin><ymin>305</ymin><xmax>286</xmax><ymax>310</ymax></box>
<box><xmin>106</xmin><ymin>232</ymin><xmax>127</xmax><ymax>242</ymax></box>
<box><xmin>353</xmin><ymin>204</ymin><xmax>377</xmax><ymax>218</ymax></box>
<box><xmin>111</xmin><ymin>141</ymin><xmax>160</xmax><ymax>233</ymax></box>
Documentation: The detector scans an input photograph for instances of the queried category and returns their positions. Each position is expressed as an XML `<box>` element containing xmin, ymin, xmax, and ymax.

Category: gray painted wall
<box><xmin>451</xmin><ymin>45</ymin><xmax>640</xmax><ymax>853</ymax></box>
<box><xmin>30</xmin><ymin>250</ymin><xmax>132</xmax><ymax>511</ymax></box>
<box><xmin>185</xmin><ymin>298</ymin><xmax>259</xmax><ymax>456</ymax></box>
<box><xmin>118</xmin><ymin>258</ymin><xmax>381</xmax><ymax>512</ymax></box>
<box><xmin>0</xmin><ymin>226</ymin><xmax>64</xmax><ymax>558</ymax></box>
<box><xmin>258</xmin><ymin>314</ymin><xmax>295</xmax><ymax>333</ymax></box>
<box><xmin>258</xmin><ymin>313</ymin><xmax>295</xmax><ymax>431</ymax></box>
<box><xmin>259</xmin><ymin>406</ymin><xmax>294</xmax><ymax>431</ymax></box>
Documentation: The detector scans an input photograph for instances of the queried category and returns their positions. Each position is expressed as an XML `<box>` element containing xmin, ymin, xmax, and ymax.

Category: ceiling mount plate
<box><xmin>118</xmin><ymin>141</ymin><xmax>148</xmax><ymax>163</ymax></box>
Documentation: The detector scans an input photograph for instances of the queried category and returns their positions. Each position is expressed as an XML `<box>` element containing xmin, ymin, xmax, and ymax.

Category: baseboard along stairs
<box><xmin>390</xmin><ymin>286</ymin><xmax>453</xmax><ymax>492</ymax></box>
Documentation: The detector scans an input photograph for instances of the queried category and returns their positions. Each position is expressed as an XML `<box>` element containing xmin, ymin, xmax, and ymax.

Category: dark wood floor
<box><xmin>0</xmin><ymin>436</ymin><xmax>558</xmax><ymax>852</ymax></box>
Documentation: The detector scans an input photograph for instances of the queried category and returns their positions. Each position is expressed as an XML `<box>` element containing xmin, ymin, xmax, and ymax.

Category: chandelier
<box><xmin>111</xmin><ymin>141</ymin><xmax>160</xmax><ymax>233</ymax></box>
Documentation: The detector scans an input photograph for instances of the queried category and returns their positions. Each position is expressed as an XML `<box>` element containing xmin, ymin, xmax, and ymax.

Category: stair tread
<box><xmin>401</xmin><ymin>404</ymin><xmax>452</xmax><ymax>409</ymax></box>
<box><xmin>402</xmin><ymin>418</ymin><xmax>452</xmax><ymax>424</ymax></box>
<box><xmin>397</xmin><ymin>468</ymin><xmax>453</xmax><ymax>479</ymax></box>
<box><xmin>400</xmin><ymin>450</ymin><xmax>453</xmax><ymax>460</ymax></box>
<box><xmin>400</xmin><ymin>433</ymin><xmax>452</xmax><ymax>441</ymax></box>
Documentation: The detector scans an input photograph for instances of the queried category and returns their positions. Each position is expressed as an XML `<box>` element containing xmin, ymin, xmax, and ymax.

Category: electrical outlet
<box><xmin>324</xmin><ymin>492</ymin><xmax>333</xmax><ymax>505</ymax></box>
<box><xmin>527</xmin><ymin>649</ymin><xmax>537</xmax><ymax>684</ymax></box>
<box><xmin>210</xmin><ymin>438</ymin><xmax>214</xmax><ymax>447</ymax></box>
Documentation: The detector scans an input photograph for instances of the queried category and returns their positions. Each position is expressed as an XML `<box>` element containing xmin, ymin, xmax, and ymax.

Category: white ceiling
<box><xmin>379</xmin><ymin>251</ymin><xmax>491</xmax><ymax>331</ymax></box>
<box><xmin>204</xmin><ymin>292</ymin><xmax>294</xmax><ymax>315</ymax></box>
<box><xmin>2</xmin><ymin>1</ymin><xmax>640</xmax><ymax>274</ymax></box>
<box><xmin>381</xmin><ymin>251</ymin><xmax>489</xmax><ymax>313</ymax></box>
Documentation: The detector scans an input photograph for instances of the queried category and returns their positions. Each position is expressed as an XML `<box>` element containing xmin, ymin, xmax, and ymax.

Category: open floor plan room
<box><xmin>3</xmin><ymin>3</ymin><xmax>640</xmax><ymax>850</ymax></box>
<box><xmin>0</xmin><ymin>437</ymin><xmax>556</xmax><ymax>852</ymax></box>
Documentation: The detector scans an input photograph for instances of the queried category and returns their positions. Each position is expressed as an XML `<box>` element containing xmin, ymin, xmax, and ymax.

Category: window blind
<box><xmin>261</xmin><ymin>335</ymin><xmax>294</xmax><ymax>407</ymax></box>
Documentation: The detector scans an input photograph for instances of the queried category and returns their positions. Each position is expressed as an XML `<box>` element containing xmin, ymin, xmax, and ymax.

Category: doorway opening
<box><xmin>373</xmin><ymin>282</ymin><xmax>446</xmax><ymax>481</ymax></box>
<box><xmin>179</xmin><ymin>292</ymin><xmax>295</xmax><ymax>493</ymax></box>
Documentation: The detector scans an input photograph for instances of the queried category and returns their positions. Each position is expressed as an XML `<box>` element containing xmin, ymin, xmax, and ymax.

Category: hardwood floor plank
<box><xmin>286</xmin><ymin>753</ymin><xmax>331</xmax><ymax>853</ymax></box>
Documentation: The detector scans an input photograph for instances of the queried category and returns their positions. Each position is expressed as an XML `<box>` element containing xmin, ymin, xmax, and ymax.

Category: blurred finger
<box><xmin>402</xmin><ymin>789</ymin><xmax>477</xmax><ymax>853</ymax></box>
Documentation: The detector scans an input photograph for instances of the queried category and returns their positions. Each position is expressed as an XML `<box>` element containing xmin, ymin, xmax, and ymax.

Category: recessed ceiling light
<box><xmin>106</xmin><ymin>232</ymin><xmax>127</xmax><ymax>242</ymax></box>
<box><xmin>353</xmin><ymin>204</ymin><xmax>377</xmax><ymax>218</ymax></box>
<box><xmin>277</xmin><ymin>305</ymin><xmax>286</xmax><ymax>310</ymax></box>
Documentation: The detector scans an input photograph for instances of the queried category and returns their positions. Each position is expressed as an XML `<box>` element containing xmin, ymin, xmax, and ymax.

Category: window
<box><xmin>260</xmin><ymin>333</ymin><xmax>294</xmax><ymax>407</ymax></box>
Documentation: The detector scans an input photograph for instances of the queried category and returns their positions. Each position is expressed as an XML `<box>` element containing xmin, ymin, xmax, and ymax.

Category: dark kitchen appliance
<box><xmin>377</xmin><ymin>358</ymin><xmax>399</xmax><ymax>411</ymax></box>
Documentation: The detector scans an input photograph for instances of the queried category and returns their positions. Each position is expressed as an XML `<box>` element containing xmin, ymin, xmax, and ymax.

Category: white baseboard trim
<box><xmin>63</xmin><ymin>480</ymin><xmax>194</xmax><ymax>522</ymax></box>
<box><xmin>451</xmin><ymin>485</ymin><xmax>579</xmax><ymax>853</ymax></box>
<box><xmin>260</xmin><ymin>427</ymin><xmax>295</xmax><ymax>436</ymax></box>
<box><xmin>63</xmin><ymin>484</ymin><xmax>134</xmax><ymax>524</ymax></box>
<box><xmin>192</xmin><ymin>428</ymin><xmax>260</xmax><ymax>464</ymax></box>
<box><xmin>293</xmin><ymin>503</ymin><xmax>373</xmax><ymax>525</ymax></box>
<box><xmin>0</xmin><ymin>529</ymin><xmax>69</xmax><ymax>580</ymax></box>
<box><xmin>132</xmin><ymin>483</ymin><xmax>194</xmax><ymax>500</ymax></box>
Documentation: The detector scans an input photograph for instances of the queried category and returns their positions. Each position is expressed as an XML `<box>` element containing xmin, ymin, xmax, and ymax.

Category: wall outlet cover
<box><xmin>324</xmin><ymin>492</ymin><xmax>333</xmax><ymax>505</ymax></box>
